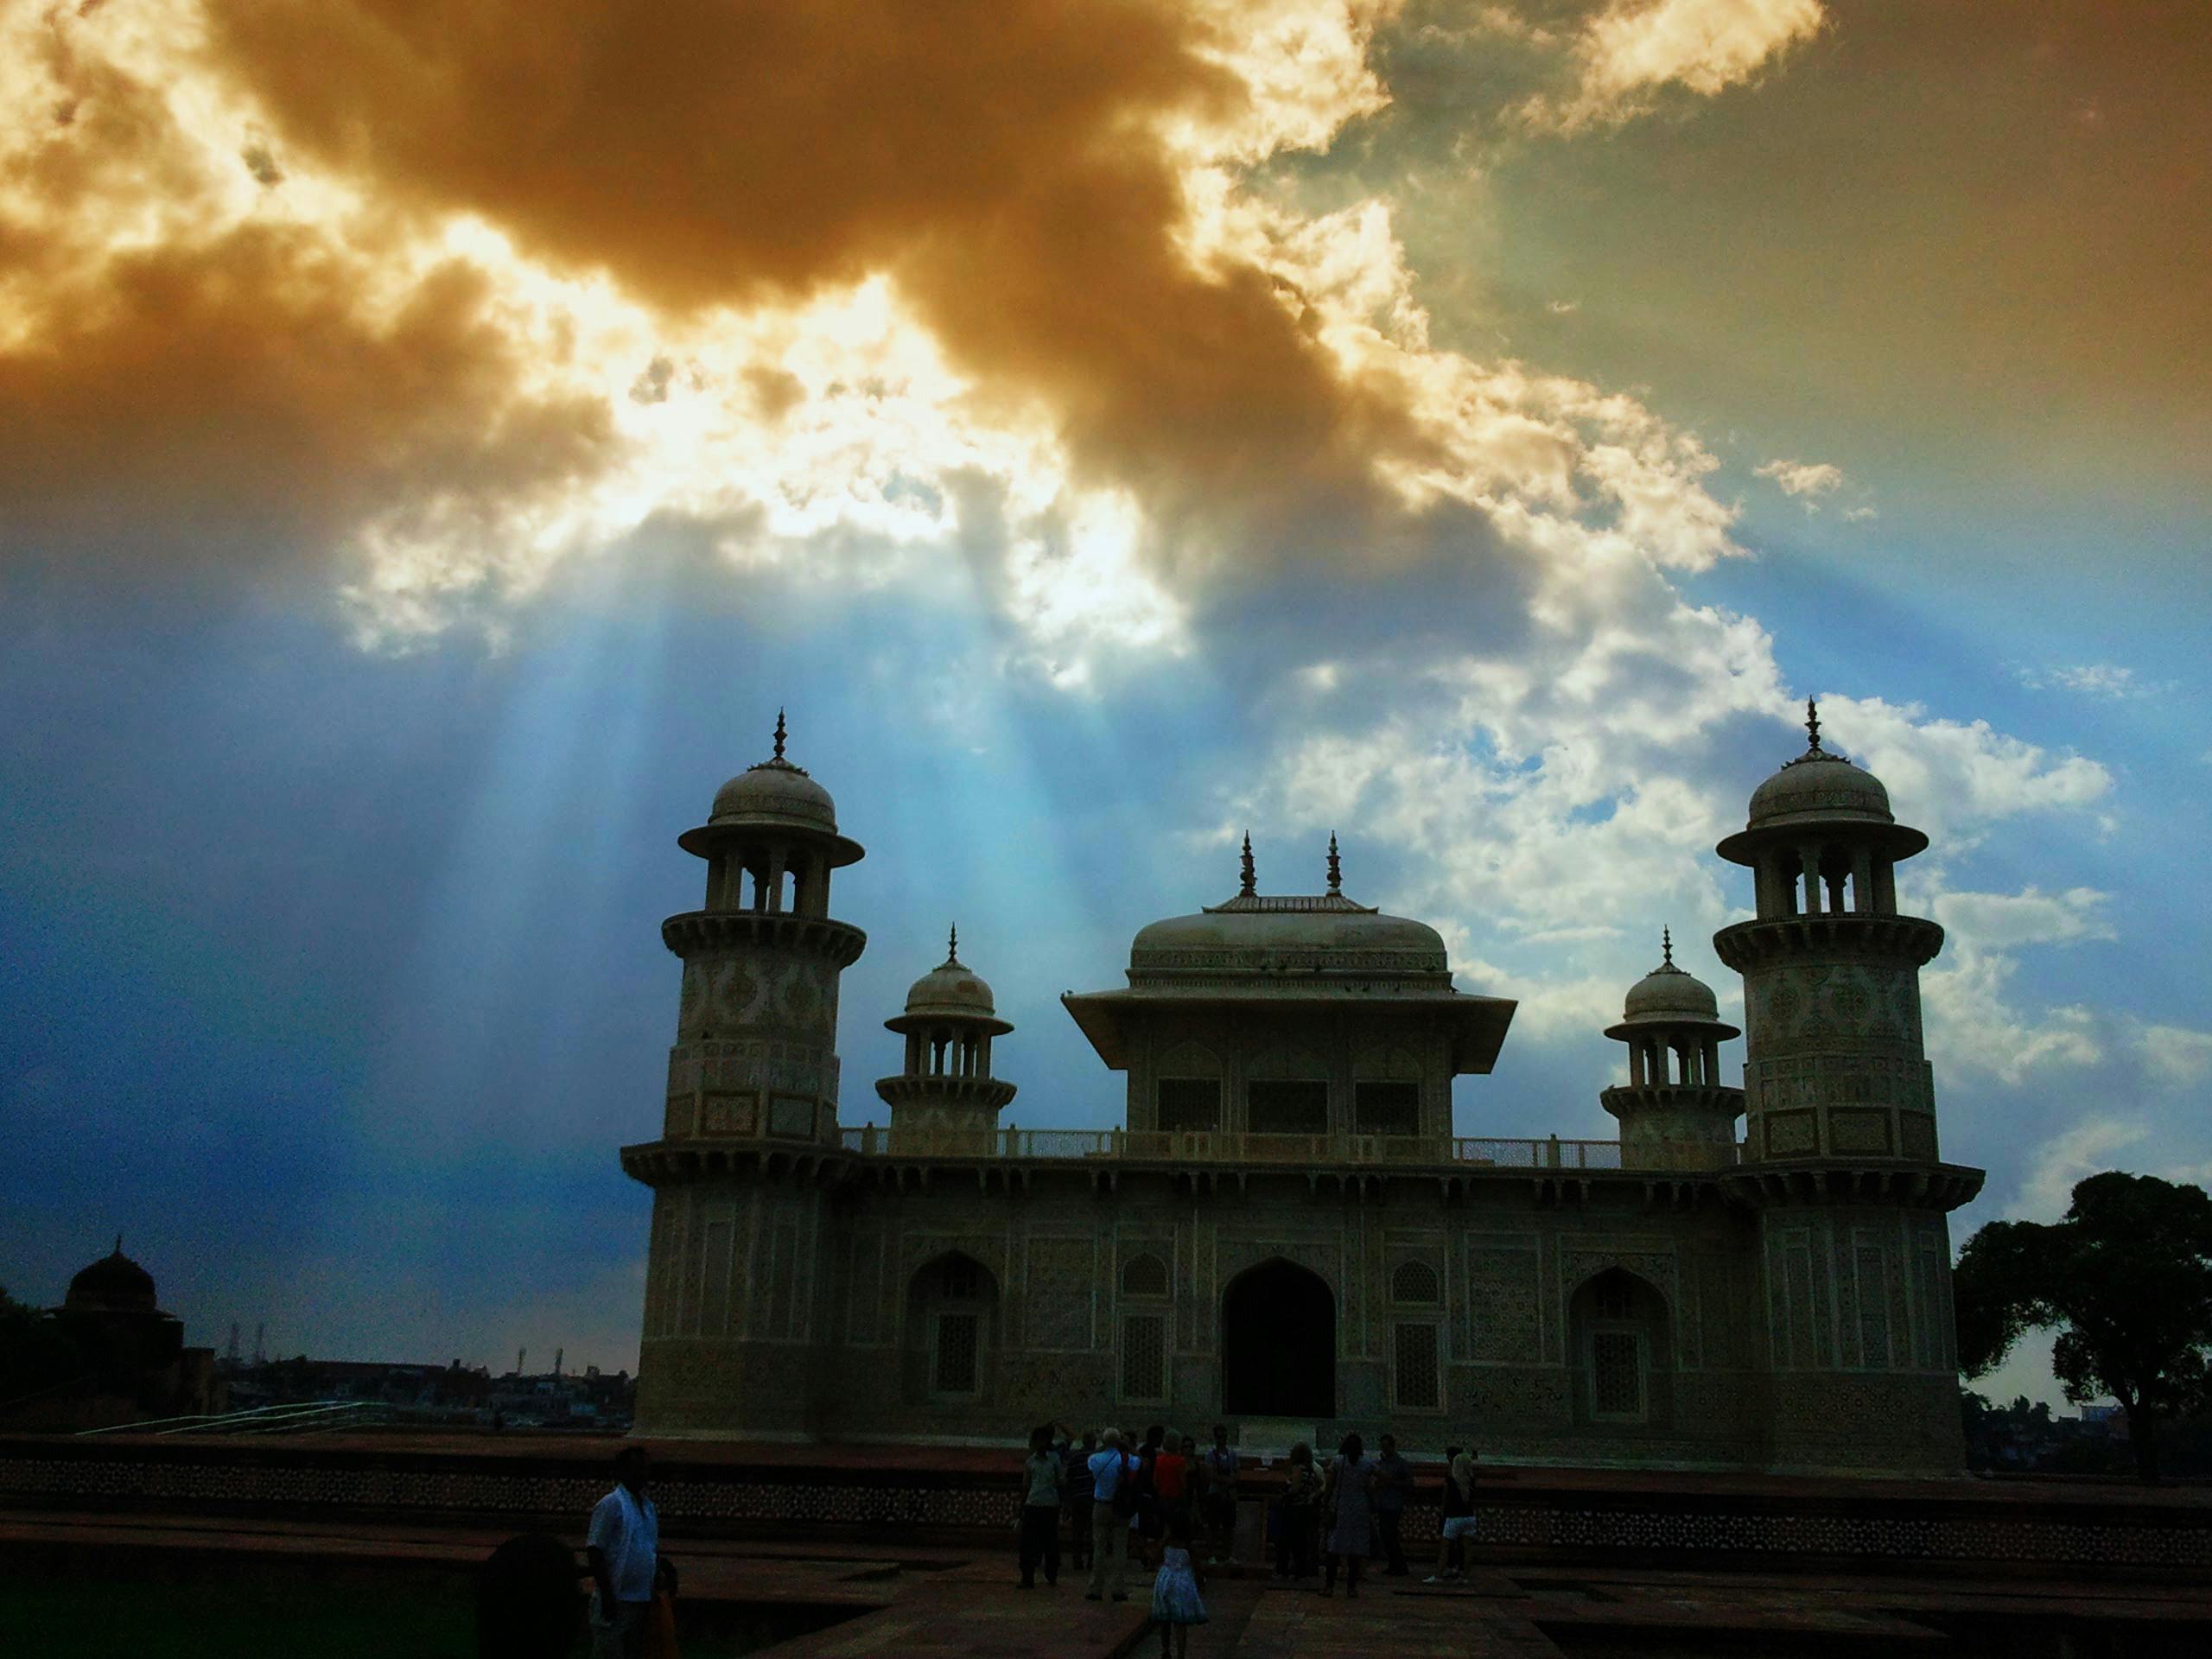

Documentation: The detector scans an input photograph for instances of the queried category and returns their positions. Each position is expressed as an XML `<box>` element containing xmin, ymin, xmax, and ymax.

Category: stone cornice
<box><xmin>1717</xmin><ymin>1160</ymin><xmax>1984</xmax><ymax>1212</ymax></box>
<box><xmin>1712</xmin><ymin>913</ymin><xmax>1943</xmax><ymax>971</ymax></box>
<box><xmin>1599</xmin><ymin>1084</ymin><xmax>1745</xmax><ymax>1116</ymax></box>
<box><xmin>661</xmin><ymin>910</ymin><xmax>868</xmax><ymax>965</ymax></box>
<box><xmin>872</xmin><ymin>1076</ymin><xmax>1019</xmax><ymax>1110</ymax></box>
<box><xmin>617</xmin><ymin>1136</ymin><xmax>1743</xmax><ymax>1209</ymax></box>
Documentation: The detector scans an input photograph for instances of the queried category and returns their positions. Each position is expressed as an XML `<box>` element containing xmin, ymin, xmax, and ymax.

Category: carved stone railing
<box><xmin>832</xmin><ymin>1126</ymin><xmax>1745</xmax><ymax>1171</ymax></box>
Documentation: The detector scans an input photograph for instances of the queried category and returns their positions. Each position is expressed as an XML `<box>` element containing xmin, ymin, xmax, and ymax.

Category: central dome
<box><xmin>1129</xmin><ymin>893</ymin><xmax>1450</xmax><ymax>982</ymax></box>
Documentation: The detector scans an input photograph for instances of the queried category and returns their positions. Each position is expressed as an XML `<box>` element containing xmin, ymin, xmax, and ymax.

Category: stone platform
<box><xmin>3</xmin><ymin>1429</ymin><xmax>2209</xmax><ymax>1580</ymax></box>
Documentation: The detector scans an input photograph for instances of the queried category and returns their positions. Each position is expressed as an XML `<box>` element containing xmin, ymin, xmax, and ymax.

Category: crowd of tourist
<box><xmin>1014</xmin><ymin>1419</ymin><xmax>1484</xmax><ymax>1644</ymax></box>
<box><xmin>478</xmin><ymin>1435</ymin><xmax>1486</xmax><ymax>1659</ymax></box>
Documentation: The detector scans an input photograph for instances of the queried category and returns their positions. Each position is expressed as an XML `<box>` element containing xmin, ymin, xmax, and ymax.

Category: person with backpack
<box><xmin>1017</xmin><ymin>1424</ymin><xmax>1064</xmax><ymax>1589</ymax></box>
<box><xmin>1086</xmin><ymin>1428</ymin><xmax>1138</xmax><ymax>1601</ymax></box>
<box><xmin>1063</xmin><ymin>1427</ymin><xmax>1098</xmax><ymax>1573</ymax></box>
<box><xmin>1133</xmin><ymin>1425</ymin><xmax>1166</xmax><ymax>1570</ymax></box>
<box><xmin>1274</xmin><ymin>1442</ymin><xmax>1321</xmax><ymax>1580</ymax></box>
<box><xmin>1371</xmin><ymin>1433</ymin><xmax>1414</xmax><ymax>1576</ymax></box>
<box><xmin>1200</xmin><ymin>1426</ymin><xmax>1239</xmax><ymax>1566</ymax></box>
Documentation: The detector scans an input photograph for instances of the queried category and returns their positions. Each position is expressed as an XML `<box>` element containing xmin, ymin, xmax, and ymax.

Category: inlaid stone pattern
<box><xmin>1749</xmin><ymin>1052</ymin><xmax>1931</xmax><ymax>1116</ymax></box>
<box><xmin>1461</xmin><ymin>1240</ymin><xmax>1541</xmax><ymax>1363</ymax></box>
<box><xmin>1022</xmin><ymin>1235</ymin><xmax>1097</xmax><ymax>1352</ymax></box>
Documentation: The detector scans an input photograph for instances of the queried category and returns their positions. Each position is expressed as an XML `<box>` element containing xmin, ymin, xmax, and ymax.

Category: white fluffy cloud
<box><xmin>2010</xmin><ymin>1113</ymin><xmax>2212</xmax><ymax>1224</ymax></box>
<box><xmin>2017</xmin><ymin>663</ymin><xmax>2151</xmax><ymax>700</ymax></box>
<box><xmin>1756</xmin><ymin>457</ymin><xmax>1844</xmax><ymax>499</ymax></box>
<box><xmin>2137</xmin><ymin>1022</ymin><xmax>2212</xmax><ymax>1090</ymax></box>
<box><xmin>1237</xmin><ymin>584</ymin><xmax>2116</xmax><ymax>1061</ymax></box>
<box><xmin>1526</xmin><ymin>0</ymin><xmax>1829</xmax><ymax>131</ymax></box>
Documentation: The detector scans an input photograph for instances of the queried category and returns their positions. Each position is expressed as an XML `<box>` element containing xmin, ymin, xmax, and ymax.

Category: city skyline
<box><xmin>3</xmin><ymin>2</ymin><xmax>2206</xmax><ymax>1408</ymax></box>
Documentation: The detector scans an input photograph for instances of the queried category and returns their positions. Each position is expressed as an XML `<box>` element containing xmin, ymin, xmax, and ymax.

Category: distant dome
<box><xmin>680</xmin><ymin>715</ymin><xmax>864</xmax><ymax>868</ymax></box>
<box><xmin>905</xmin><ymin>958</ymin><xmax>998</xmax><ymax>1020</ymax></box>
<box><xmin>66</xmin><ymin>1242</ymin><xmax>157</xmax><ymax>1314</ymax></box>
<box><xmin>1622</xmin><ymin>961</ymin><xmax>1719</xmax><ymax>1024</ymax></box>
<box><xmin>1718</xmin><ymin>702</ymin><xmax>1928</xmax><ymax>868</ymax></box>
<box><xmin>709</xmin><ymin>757</ymin><xmax>838</xmax><ymax>835</ymax></box>
<box><xmin>703</xmin><ymin>709</ymin><xmax>841</xmax><ymax>833</ymax></box>
<box><xmin>1605</xmin><ymin>937</ymin><xmax>1739</xmax><ymax>1045</ymax></box>
<box><xmin>1746</xmin><ymin>751</ymin><xmax>1893</xmax><ymax>833</ymax></box>
<box><xmin>887</xmin><ymin>931</ymin><xmax>1014</xmax><ymax>1036</ymax></box>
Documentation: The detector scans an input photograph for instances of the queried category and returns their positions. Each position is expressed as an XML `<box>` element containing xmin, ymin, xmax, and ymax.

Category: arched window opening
<box><xmin>1391</xmin><ymin>1261</ymin><xmax>1440</xmax><ymax>1305</ymax></box>
<box><xmin>1821</xmin><ymin>844</ymin><xmax>1854</xmax><ymax>915</ymax></box>
<box><xmin>940</xmin><ymin>1257</ymin><xmax>980</xmax><ymax>1301</ymax></box>
<box><xmin>1121</xmin><ymin>1253</ymin><xmax>1169</xmax><ymax>1299</ymax></box>
<box><xmin>907</xmin><ymin>1252</ymin><xmax>996</xmax><ymax>1405</ymax></box>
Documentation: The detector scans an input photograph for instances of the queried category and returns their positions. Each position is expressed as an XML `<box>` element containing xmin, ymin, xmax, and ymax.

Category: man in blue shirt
<box><xmin>1084</xmin><ymin>1427</ymin><xmax>1135</xmax><ymax>1601</ymax></box>
<box><xmin>586</xmin><ymin>1446</ymin><xmax>676</xmax><ymax>1657</ymax></box>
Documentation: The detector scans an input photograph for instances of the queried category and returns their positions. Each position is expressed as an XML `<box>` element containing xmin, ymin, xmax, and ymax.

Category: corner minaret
<box><xmin>1713</xmin><ymin>702</ymin><xmax>1944</xmax><ymax>1166</ymax></box>
<box><xmin>622</xmin><ymin>714</ymin><xmax>868</xmax><ymax>1436</ymax></box>
<box><xmin>658</xmin><ymin>710</ymin><xmax>867</xmax><ymax>1146</ymax></box>
<box><xmin>1713</xmin><ymin>701</ymin><xmax>1982</xmax><ymax>1474</ymax></box>
<box><xmin>1600</xmin><ymin>931</ymin><xmax>1743</xmax><ymax>1170</ymax></box>
<box><xmin>874</xmin><ymin>927</ymin><xmax>1016</xmax><ymax>1148</ymax></box>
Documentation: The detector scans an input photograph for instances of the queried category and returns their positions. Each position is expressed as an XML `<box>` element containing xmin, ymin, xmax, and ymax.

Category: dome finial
<box><xmin>946</xmin><ymin>923</ymin><xmax>959</xmax><ymax>963</ymax></box>
<box><xmin>1804</xmin><ymin>697</ymin><xmax>1821</xmax><ymax>754</ymax></box>
<box><xmin>1239</xmin><ymin>832</ymin><xmax>1255</xmax><ymax>897</ymax></box>
<box><xmin>1326</xmin><ymin>832</ymin><xmax>1342</xmax><ymax>895</ymax></box>
<box><xmin>772</xmin><ymin>707</ymin><xmax>788</xmax><ymax>761</ymax></box>
<box><xmin>114</xmin><ymin>1233</ymin><xmax>123</xmax><ymax>1255</ymax></box>
<box><xmin>1662</xmin><ymin>926</ymin><xmax>1674</xmax><ymax>968</ymax></box>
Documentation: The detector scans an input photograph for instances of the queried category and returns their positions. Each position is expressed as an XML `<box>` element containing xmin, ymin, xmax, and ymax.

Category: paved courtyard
<box><xmin>9</xmin><ymin>1506</ymin><xmax>2209</xmax><ymax>1657</ymax></box>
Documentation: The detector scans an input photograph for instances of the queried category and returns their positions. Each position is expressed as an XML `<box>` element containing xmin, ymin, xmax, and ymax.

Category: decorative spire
<box><xmin>113</xmin><ymin>1233</ymin><xmax>123</xmax><ymax>1255</ymax></box>
<box><xmin>1239</xmin><ymin>832</ymin><xmax>1255</xmax><ymax>897</ymax></box>
<box><xmin>772</xmin><ymin>707</ymin><xmax>788</xmax><ymax>761</ymax></box>
<box><xmin>1804</xmin><ymin>697</ymin><xmax>1821</xmax><ymax>755</ymax></box>
<box><xmin>1326</xmin><ymin>832</ymin><xmax>1342</xmax><ymax>894</ymax></box>
<box><xmin>1662</xmin><ymin>926</ymin><xmax>1674</xmax><ymax>969</ymax></box>
<box><xmin>946</xmin><ymin>923</ymin><xmax>959</xmax><ymax>963</ymax></box>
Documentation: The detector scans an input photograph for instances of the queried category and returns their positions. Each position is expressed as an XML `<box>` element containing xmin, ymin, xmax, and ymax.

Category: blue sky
<box><xmin>2</xmin><ymin>3</ymin><xmax>2206</xmax><ymax>1407</ymax></box>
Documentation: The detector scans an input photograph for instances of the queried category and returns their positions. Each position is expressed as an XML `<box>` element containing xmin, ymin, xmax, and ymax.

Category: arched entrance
<box><xmin>1222</xmin><ymin>1259</ymin><xmax>1334</xmax><ymax>1418</ymax></box>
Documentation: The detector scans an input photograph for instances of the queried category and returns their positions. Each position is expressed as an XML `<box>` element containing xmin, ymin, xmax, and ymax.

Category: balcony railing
<box><xmin>834</xmin><ymin>1125</ymin><xmax>1743</xmax><ymax>1172</ymax></box>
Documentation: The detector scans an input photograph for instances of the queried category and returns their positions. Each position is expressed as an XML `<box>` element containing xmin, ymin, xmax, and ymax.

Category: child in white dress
<box><xmin>1150</xmin><ymin>1515</ymin><xmax>1208</xmax><ymax>1658</ymax></box>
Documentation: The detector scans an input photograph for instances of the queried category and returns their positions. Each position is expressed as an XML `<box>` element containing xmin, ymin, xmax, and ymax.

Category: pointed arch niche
<box><xmin>1567</xmin><ymin>1268</ymin><xmax>1672</xmax><ymax>1430</ymax></box>
<box><xmin>905</xmin><ymin>1251</ymin><xmax>999</xmax><ymax>1406</ymax></box>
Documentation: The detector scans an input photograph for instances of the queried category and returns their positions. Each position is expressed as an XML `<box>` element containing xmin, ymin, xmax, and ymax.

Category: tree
<box><xmin>1955</xmin><ymin>1171</ymin><xmax>2212</xmax><ymax>1482</ymax></box>
<box><xmin>0</xmin><ymin>1284</ymin><xmax>93</xmax><ymax>1415</ymax></box>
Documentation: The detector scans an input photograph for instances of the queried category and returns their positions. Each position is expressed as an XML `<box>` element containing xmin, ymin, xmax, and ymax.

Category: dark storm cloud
<box><xmin>200</xmin><ymin>0</ymin><xmax>1416</xmax><ymax>553</ymax></box>
<box><xmin>0</xmin><ymin>229</ymin><xmax>616</xmax><ymax>569</ymax></box>
<box><xmin>0</xmin><ymin>11</ymin><xmax>615</xmax><ymax>573</ymax></box>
